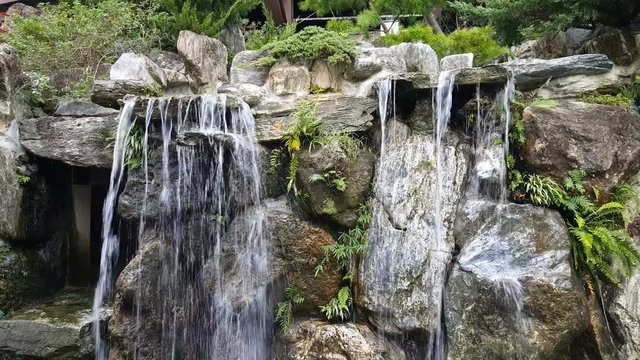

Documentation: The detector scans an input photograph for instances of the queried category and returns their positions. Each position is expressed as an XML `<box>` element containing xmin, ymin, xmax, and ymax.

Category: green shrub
<box><xmin>4</xmin><ymin>0</ymin><xmax>160</xmax><ymax>75</ymax></box>
<box><xmin>299</xmin><ymin>0</ymin><xmax>367</xmax><ymax>16</ymax></box>
<box><xmin>326</xmin><ymin>19</ymin><xmax>364</xmax><ymax>34</ymax></box>
<box><xmin>380</xmin><ymin>25</ymin><xmax>507</xmax><ymax>66</ymax></box>
<box><xmin>259</xmin><ymin>26</ymin><xmax>358</xmax><ymax>67</ymax></box>
<box><xmin>246</xmin><ymin>19</ymin><xmax>297</xmax><ymax>51</ymax></box>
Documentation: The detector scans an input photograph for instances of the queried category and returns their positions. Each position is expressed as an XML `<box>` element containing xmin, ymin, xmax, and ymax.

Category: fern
<box><xmin>332</xmin><ymin>177</ymin><xmax>347</xmax><ymax>192</ymax></box>
<box><xmin>274</xmin><ymin>285</ymin><xmax>305</xmax><ymax>332</ymax></box>
<box><xmin>268</xmin><ymin>148</ymin><xmax>283</xmax><ymax>174</ymax></box>
<box><xmin>309</xmin><ymin>173</ymin><xmax>325</xmax><ymax>182</ymax></box>
<box><xmin>320</xmin><ymin>284</ymin><xmax>352</xmax><ymax>321</ymax></box>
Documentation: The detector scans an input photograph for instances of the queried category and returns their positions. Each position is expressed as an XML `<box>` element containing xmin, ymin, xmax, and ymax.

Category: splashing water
<box><xmin>93</xmin><ymin>95</ymin><xmax>269</xmax><ymax>360</ymax></box>
<box><xmin>377</xmin><ymin>78</ymin><xmax>394</xmax><ymax>156</ymax></box>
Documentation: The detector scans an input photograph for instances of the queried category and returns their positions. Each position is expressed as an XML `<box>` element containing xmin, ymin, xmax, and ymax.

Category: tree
<box><xmin>299</xmin><ymin>0</ymin><xmax>367</xmax><ymax>16</ymax></box>
<box><xmin>450</xmin><ymin>0</ymin><xmax>640</xmax><ymax>45</ymax></box>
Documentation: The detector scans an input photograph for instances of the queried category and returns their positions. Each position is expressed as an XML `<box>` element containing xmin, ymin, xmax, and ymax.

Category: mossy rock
<box><xmin>0</xmin><ymin>240</ymin><xmax>50</xmax><ymax>313</ymax></box>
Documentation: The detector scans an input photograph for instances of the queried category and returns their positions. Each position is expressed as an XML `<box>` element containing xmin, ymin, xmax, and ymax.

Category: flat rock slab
<box><xmin>19</xmin><ymin>115</ymin><xmax>118</xmax><ymax>168</ymax></box>
<box><xmin>0</xmin><ymin>287</ymin><xmax>109</xmax><ymax>360</ymax></box>
<box><xmin>503</xmin><ymin>54</ymin><xmax>613</xmax><ymax>89</ymax></box>
<box><xmin>254</xmin><ymin>94</ymin><xmax>377</xmax><ymax>142</ymax></box>
<box><xmin>394</xmin><ymin>65</ymin><xmax>510</xmax><ymax>89</ymax></box>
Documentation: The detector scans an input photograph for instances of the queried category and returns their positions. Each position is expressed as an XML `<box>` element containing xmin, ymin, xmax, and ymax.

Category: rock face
<box><xmin>310</xmin><ymin>59</ymin><xmax>344</xmax><ymax>92</ymax></box>
<box><xmin>0</xmin><ymin>288</ymin><xmax>107</xmax><ymax>360</ymax></box>
<box><xmin>268</xmin><ymin>63</ymin><xmax>311</xmax><ymax>96</ymax></box>
<box><xmin>578</xmin><ymin>26</ymin><xmax>638</xmax><ymax>66</ymax></box>
<box><xmin>0</xmin><ymin>145</ymin><xmax>26</xmax><ymax>241</ymax></box>
<box><xmin>91</xmin><ymin>80</ymin><xmax>160</xmax><ymax>109</ymax></box>
<box><xmin>391</xmin><ymin>43</ymin><xmax>439</xmax><ymax>77</ymax></box>
<box><xmin>522</xmin><ymin>101</ymin><xmax>640</xmax><ymax>190</ymax></box>
<box><xmin>0</xmin><ymin>45</ymin><xmax>19</xmax><ymax>132</ymax></box>
<box><xmin>358</xmin><ymin>121</ymin><xmax>469</xmax><ymax>334</ymax></box>
<box><xmin>440</xmin><ymin>53</ymin><xmax>474</xmax><ymax>71</ymax></box>
<box><xmin>55</xmin><ymin>99</ymin><xmax>119</xmax><ymax>117</ymax></box>
<box><xmin>504</xmin><ymin>54</ymin><xmax>614</xmax><ymax>89</ymax></box>
<box><xmin>110</xmin><ymin>53</ymin><xmax>167</xmax><ymax>88</ymax></box>
<box><xmin>275</xmin><ymin>319</ymin><xmax>406</xmax><ymax>360</ymax></box>
<box><xmin>515</xmin><ymin>28</ymin><xmax>593</xmax><ymax>59</ymax></box>
<box><xmin>177</xmin><ymin>30</ymin><xmax>228</xmax><ymax>90</ymax></box>
<box><xmin>345</xmin><ymin>47</ymin><xmax>407</xmax><ymax>81</ymax></box>
<box><xmin>610</xmin><ymin>272</ymin><xmax>640</xmax><ymax>359</ymax></box>
<box><xmin>254</xmin><ymin>94</ymin><xmax>377</xmax><ymax>142</ymax></box>
<box><xmin>0</xmin><ymin>240</ymin><xmax>52</xmax><ymax>312</ymax></box>
<box><xmin>230</xmin><ymin>50</ymin><xmax>269</xmax><ymax>86</ymax></box>
<box><xmin>19</xmin><ymin>115</ymin><xmax>118</xmax><ymax>168</ymax></box>
<box><xmin>297</xmin><ymin>140</ymin><xmax>376</xmax><ymax>227</ymax></box>
<box><xmin>446</xmin><ymin>200</ymin><xmax>589</xmax><ymax>359</ymax></box>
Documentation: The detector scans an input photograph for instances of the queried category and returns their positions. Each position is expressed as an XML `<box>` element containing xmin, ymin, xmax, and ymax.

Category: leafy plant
<box><xmin>309</xmin><ymin>166</ymin><xmax>348</xmax><ymax>192</ymax></box>
<box><xmin>274</xmin><ymin>285</ymin><xmax>305</xmax><ymax>332</ymax></box>
<box><xmin>320</xmin><ymin>284</ymin><xmax>352</xmax><ymax>321</ymax></box>
<box><xmin>16</xmin><ymin>175</ymin><xmax>31</xmax><ymax>186</ymax></box>
<box><xmin>282</xmin><ymin>100</ymin><xmax>322</xmax><ymax>194</ymax></box>
<box><xmin>258</xmin><ymin>26</ymin><xmax>358</xmax><ymax>67</ymax></box>
<box><xmin>380</xmin><ymin>25</ymin><xmax>507</xmax><ymax>66</ymax></box>
<box><xmin>246</xmin><ymin>4</ymin><xmax>297</xmax><ymax>50</ymax></box>
<box><xmin>125</xmin><ymin>126</ymin><xmax>145</xmax><ymax>169</ymax></box>
<box><xmin>523</xmin><ymin>174</ymin><xmax>565</xmax><ymax>207</ymax></box>
<box><xmin>322</xmin><ymin>199</ymin><xmax>338</xmax><ymax>215</ymax></box>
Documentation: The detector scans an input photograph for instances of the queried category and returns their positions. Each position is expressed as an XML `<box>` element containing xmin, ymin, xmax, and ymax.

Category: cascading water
<box><xmin>93</xmin><ymin>95</ymin><xmax>269</xmax><ymax>359</ymax></box>
<box><xmin>377</xmin><ymin>78</ymin><xmax>393</xmax><ymax>156</ymax></box>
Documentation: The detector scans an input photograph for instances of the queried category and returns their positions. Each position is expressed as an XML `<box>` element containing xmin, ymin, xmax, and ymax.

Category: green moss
<box><xmin>580</xmin><ymin>93</ymin><xmax>633</xmax><ymax>107</ymax></box>
<box><xmin>321</xmin><ymin>198</ymin><xmax>338</xmax><ymax>215</ymax></box>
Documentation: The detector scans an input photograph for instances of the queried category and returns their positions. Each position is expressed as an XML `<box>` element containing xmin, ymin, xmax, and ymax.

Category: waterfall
<box><xmin>428</xmin><ymin>70</ymin><xmax>457</xmax><ymax>360</ymax></box>
<box><xmin>93</xmin><ymin>100</ymin><xmax>136</xmax><ymax>359</ymax></box>
<box><xmin>94</xmin><ymin>95</ymin><xmax>268</xmax><ymax>359</ymax></box>
<box><xmin>376</xmin><ymin>78</ymin><xmax>393</xmax><ymax>156</ymax></box>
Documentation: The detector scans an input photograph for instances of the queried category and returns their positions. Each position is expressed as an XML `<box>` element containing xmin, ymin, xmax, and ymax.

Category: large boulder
<box><xmin>230</xmin><ymin>50</ymin><xmax>269</xmax><ymax>86</ymax></box>
<box><xmin>297</xmin><ymin>140</ymin><xmax>376</xmax><ymax>227</ymax></box>
<box><xmin>358</xmin><ymin>120</ymin><xmax>469</xmax><ymax>334</ymax></box>
<box><xmin>440</xmin><ymin>53</ymin><xmax>473</xmax><ymax>71</ymax></box>
<box><xmin>55</xmin><ymin>99</ymin><xmax>119</xmax><ymax>117</ymax></box>
<box><xmin>391</xmin><ymin>42</ymin><xmax>439</xmax><ymax>77</ymax></box>
<box><xmin>220</xmin><ymin>25</ymin><xmax>246</xmax><ymax>55</ymax></box>
<box><xmin>503</xmin><ymin>54</ymin><xmax>614</xmax><ymax>90</ymax></box>
<box><xmin>19</xmin><ymin>115</ymin><xmax>118</xmax><ymax>168</ymax></box>
<box><xmin>275</xmin><ymin>319</ymin><xmax>406</xmax><ymax>360</ymax></box>
<box><xmin>91</xmin><ymin>80</ymin><xmax>161</xmax><ymax>109</ymax></box>
<box><xmin>310</xmin><ymin>59</ymin><xmax>344</xmax><ymax>92</ymax></box>
<box><xmin>514</xmin><ymin>28</ymin><xmax>593</xmax><ymax>59</ymax></box>
<box><xmin>176</xmin><ymin>30</ymin><xmax>228</xmax><ymax>90</ymax></box>
<box><xmin>522</xmin><ymin>101</ymin><xmax>640</xmax><ymax>190</ymax></box>
<box><xmin>254</xmin><ymin>94</ymin><xmax>377</xmax><ymax>142</ymax></box>
<box><xmin>0</xmin><ymin>288</ymin><xmax>107</xmax><ymax>360</ymax></box>
<box><xmin>446</xmin><ymin>200</ymin><xmax>589</xmax><ymax>359</ymax></box>
<box><xmin>268</xmin><ymin>63</ymin><xmax>311</xmax><ymax>96</ymax></box>
<box><xmin>533</xmin><ymin>67</ymin><xmax>629</xmax><ymax>99</ymax></box>
<box><xmin>344</xmin><ymin>46</ymin><xmax>407</xmax><ymax>81</ymax></box>
<box><xmin>610</xmin><ymin>271</ymin><xmax>640</xmax><ymax>359</ymax></box>
<box><xmin>218</xmin><ymin>83</ymin><xmax>265</xmax><ymax>107</ymax></box>
<box><xmin>109</xmin><ymin>53</ymin><xmax>167</xmax><ymax>88</ymax></box>
<box><xmin>578</xmin><ymin>26</ymin><xmax>639</xmax><ymax>66</ymax></box>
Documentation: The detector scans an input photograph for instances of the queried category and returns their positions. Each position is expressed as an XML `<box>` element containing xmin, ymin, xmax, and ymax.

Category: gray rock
<box><xmin>0</xmin><ymin>146</ymin><xmax>25</xmax><ymax>241</ymax></box>
<box><xmin>220</xmin><ymin>25</ymin><xmax>246</xmax><ymax>55</ymax></box>
<box><xmin>19</xmin><ymin>115</ymin><xmax>118</xmax><ymax>168</ymax></box>
<box><xmin>0</xmin><ymin>240</ymin><xmax>53</xmax><ymax>312</ymax></box>
<box><xmin>578</xmin><ymin>26</ymin><xmax>638</xmax><ymax>66</ymax></box>
<box><xmin>514</xmin><ymin>28</ymin><xmax>593</xmax><ymax>59</ymax></box>
<box><xmin>230</xmin><ymin>50</ymin><xmax>269</xmax><ymax>86</ymax></box>
<box><xmin>147</xmin><ymin>51</ymin><xmax>186</xmax><ymax>73</ymax></box>
<box><xmin>533</xmin><ymin>67</ymin><xmax>628</xmax><ymax>99</ymax></box>
<box><xmin>344</xmin><ymin>46</ymin><xmax>407</xmax><ymax>81</ymax></box>
<box><xmin>358</xmin><ymin>121</ymin><xmax>469</xmax><ymax>334</ymax></box>
<box><xmin>394</xmin><ymin>65</ymin><xmax>509</xmax><ymax>89</ymax></box>
<box><xmin>503</xmin><ymin>54</ymin><xmax>614</xmax><ymax>89</ymax></box>
<box><xmin>268</xmin><ymin>63</ymin><xmax>311</xmax><ymax>96</ymax></box>
<box><xmin>447</xmin><ymin>200</ymin><xmax>589</xmax><ymax>359</ymax></box>
<box><xmin>55</xmin><ymin>99</ymin><xmax>119</xmax><ymax>117</ymax></box>
<box><xmin>218</xmin><ymin>83</ymin><xmax>265</xmax><ymax>107</ymax></box>
<box><xmin>275</xmin><ymin>319</ymin><xmax>406</xmax><ymax>360</ymax></box>
<box><xmin>254</xmin><ymin>94</ymin><xmax>377</xmax><ymax>142</ymax></box>
<box><xmin>610</xmin><ymin>272</ymin><xmax>640</xmax><ymax>359</ymax></box>
<box><xmin>391</xmin><ymin>42</ymin><xmax>439</xmax><ymax>77</ymax></box>
<box><xmin>0</xmin><ymin>3</ymin><xmax>39</xmax><ymax>32</ymax></box>
<box><xmin>0</xmin><ymin>287</ymin><xmax>107</xmax><ymax>360</ymax></box>
<box><xmin>177</xmin><ymin>30</ymin><xmax>228</xmax><ymax>90</ymax></box>
<box><xmin>522</xmin><ymin>101</ymin><xmax>640</xmax><ymax>190</ymax></box>
<box><xmin>110</xmin><ymin>53</ymin><xmax>167</xmax><ymax>88</ymax></box>
<box><xmin>0</xmin><ymin>45</ymin><xmax>19</xmax><ymax>132</ymax></box>
<box><xmin>440</xmin><ymin>53</ymin><xmax>474</xmax><ymax>71</ymax></box>
<box><xmin>297</xmin><ymin>140</ymin><xmax>376</xmax><ymax>227</ymax></box>
<box><xmin>91</xmin><ymin>80</ymin><xmax>161</xmax><ymax>109</ymax></box>
<box><xmin>310</xmin><ymin>59</ymin><xmax>344</xmax><ymax>92</ymax></box>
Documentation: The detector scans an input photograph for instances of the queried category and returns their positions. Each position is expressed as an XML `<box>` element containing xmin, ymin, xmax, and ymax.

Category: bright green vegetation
<box><xmin>450</xmin><ymin>0</ymin><xmax>640</xmax><ymax>45</ymax></box>
<box><xmin>4</xmin><ymin>0</ymin><xmax>160</xmax><ymax>75</ymax></box>
<box><xmin>580</xmin><ymin>93</ymin><xmax>633</xmax><ymax>107</ymax></box>
<box><xmin>315</xmin><ymin>203</ymin><xmax>371</xmax><ymax>321</ymax></box>
<box><xmin>154</xmin><ymin>0</ymin><xmax>260</xmax><ymax>48</ymax></box>
<box><xmin>16</xmin><ymin>175</ymin><xmax>31</xmax><ymax>186</ymax></box>
<box><xmin>246</xmin><ymin>7</ymin><xmax>297</xmax><ymax>51</ymax></box>
<box><xmin>380</xmin><ymin>25</ymin><xmax>507</xmax><ymax>66</ymax></box>
<box><xmin>310</xmin><ymin>165</ymin><xmax>348</xmax><ymax>192</ymax></box>
<box><xmin>520</xmin><ymin>169</ymin><xmax>640</xmax><ymax>286</ymax></box>
<box><xmin>258</xmin><ymin>26</ymin><xmax>358</xmax><ymax>67</ymax></box>
<box><xmin>274</xmin><ymin>285</ymin><xmax>304</xmax><ymax>332</ymax></box>
<box><xmin>321</xmin><ymin>199</ymin><xmax>338</xmax><ymax>215</ymax></box>
<box><xmin>125</xmin><ymin>127</ymin><xmax>145</xmax><ymax>169</ymax></box>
